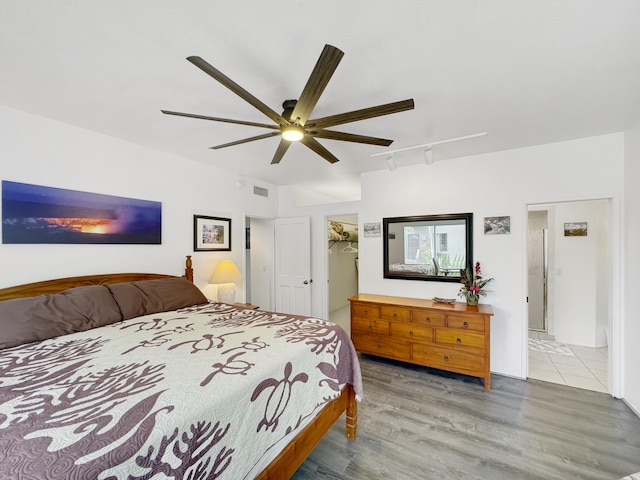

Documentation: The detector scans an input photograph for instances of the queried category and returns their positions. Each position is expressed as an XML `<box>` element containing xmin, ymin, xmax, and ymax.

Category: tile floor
<box><xmin>330</xmin><ymin>306</ymin><xmax>609</xmax><ymax>394</ymax></box>
<box><xmin>528</xmin><ymin>331</ymin><xmax>609</xmax><ymax>393</ymax></box>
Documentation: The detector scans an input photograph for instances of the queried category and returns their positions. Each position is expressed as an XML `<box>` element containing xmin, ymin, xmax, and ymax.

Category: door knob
<box><xmin>303</xmin><ymin>279</ymin><xmax>313</xmax><ymax>285</ymax></box>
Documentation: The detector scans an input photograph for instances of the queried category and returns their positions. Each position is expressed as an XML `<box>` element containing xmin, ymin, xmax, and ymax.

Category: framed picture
<box><xmin>194</xmin><ymin>215</ymin><xmax>231</xmax><ymax>251</ymax></box>
<box><xmin>484</xmin><ymin>216</ymin><xmax>511</xmax><ymax>235</ymax></box>
<box><xmin>363</xmin><ymin>222</ymin><xmax>381</xmax><ymax>237</ymax></box>
<box><xmin>564</xmin><ymin>222</ymin><xmax>587</xmax><ymax>237</ymax></box>
<box><xmin>2</xmin><ymin>180</ymin><xmax>161</xmax><ymax>244</ymax></box>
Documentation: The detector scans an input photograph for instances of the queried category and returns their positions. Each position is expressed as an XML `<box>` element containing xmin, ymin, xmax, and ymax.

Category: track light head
<box><xmin>385</xmin><ymin>155</ymin><xmax>397</xmax><ymax>171</ymax></box>
<box><xmin>424</xmin><ymin>147</ymin><xmax>434</xmax><ymax>165</ymax></box>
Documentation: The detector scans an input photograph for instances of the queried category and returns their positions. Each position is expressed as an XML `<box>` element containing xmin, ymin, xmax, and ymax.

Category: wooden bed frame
<box><xmin>0</xmin><ymin>255</ymin><xmax>357</xmax><ymax>478</ymax></box>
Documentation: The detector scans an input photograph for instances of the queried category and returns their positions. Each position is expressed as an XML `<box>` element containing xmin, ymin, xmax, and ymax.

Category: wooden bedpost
<box><xmin>346</xmin><ymin>384</ymin><xmax>358</xmax><ymax>440</ymax></box>
<box><xmin>185</xmin><ymin>255</ymin><xmax>194</xmax><ymax>283</ymax></box>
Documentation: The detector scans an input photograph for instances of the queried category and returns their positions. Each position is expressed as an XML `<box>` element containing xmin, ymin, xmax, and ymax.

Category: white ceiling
<box><xmin>1</xmin><ymin>1</ymin><xmax>639</xmax><ymax>201</ymax></box>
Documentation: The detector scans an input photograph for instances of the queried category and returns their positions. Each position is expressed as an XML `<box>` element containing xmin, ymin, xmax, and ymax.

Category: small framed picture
<box><xmin>564</xmin><ymin>222</ymin><xmax>587</xmax><ymax>237</ymax></box>
<box><xmin>194</xmin><ymin>215</ymin><xmax>231</xmax><ymax>251</ymax></box>
<box><xmin>484</xmin><ymin>216</ymin><xmax>511</xmax><ymax>235</ymax></box>
<box><xmin>363</xmin><ymin>222</ymin><xmax>381</xmax><ymax>237</ymax></box>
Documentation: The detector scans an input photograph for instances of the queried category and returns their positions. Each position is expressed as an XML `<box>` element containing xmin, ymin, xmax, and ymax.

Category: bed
<box><xmin>0</xmin><ymin>256</ymin><xmax>362</xmax><ymax>479</ymax></box>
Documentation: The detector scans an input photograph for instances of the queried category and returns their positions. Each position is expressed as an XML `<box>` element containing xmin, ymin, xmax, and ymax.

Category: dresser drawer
<box><xmin>447</xmin><ymin>314</ymin><xmax>486</xmax><ymax>332</ymax></box>
<box><xmin>390</xmin><ymin>322</ymin><xmax>433</xmax><ymax>343</ymax></box>
<box><xmin>351</xmin><ymin>302</ymin><xmax>380</xmax><ymax>319</ymax></box>
<box><xmin>413</xmin><ymin>344</ymin><xmax>485</xmax><ymax>373</ymax></box>
<box><xmin>380</xmin><ymin>306</ymin><xmax>410</xmax><ymax>322</ymax></box>
<box><xmin>410</xmin><ymin>308</ymin><xmax>446</xmax><ymax>327</ymax></box>
<box><xmin>352</xmin><ymin>316</ymin><xmax>389</xmax><ymax>335</ymax></box>
<box><xmin>352</xmin><ymin>334</ymin><xmax>411</xmax><ymax>362</ymax></box>
<box><xmin>435</xmin><ymin>329</ymin><xmax>485</xmax><ymax>349</ymax></box>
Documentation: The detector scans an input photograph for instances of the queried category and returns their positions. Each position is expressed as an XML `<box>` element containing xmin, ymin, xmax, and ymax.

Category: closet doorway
<box><xmin>327</xmin><ymin>214</ymin><xmax>359</xmax><ymax>333</ymax></box>
<box><xmin>527</xmin><ymin>200</ymin><xmax>611</xmax><ymax>394</ymax></box>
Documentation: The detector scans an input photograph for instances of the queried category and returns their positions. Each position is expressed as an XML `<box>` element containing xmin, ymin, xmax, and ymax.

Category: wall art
<box><xmin>2</xmin><ymin>180</ymin><xmax>161</xmax><ymax>244</ymax></box>
<box><xmin>194</xmin><ymin>215</ymin><xmax>231</xmax><ymax>251</ymax></box>
<box><xmin>363</xmin><ymin>222</ymin><xmax>381</xmax><ymax>237</ymax></box>
<box><xmin>564</xmin><ymin>222</ymin><xmax>587</xmax><ymax>236</ymax></box>
<box><xmin>484</xmin><ymin>216</ymin><xmax>511</xmax><ymax>235</ymax></box>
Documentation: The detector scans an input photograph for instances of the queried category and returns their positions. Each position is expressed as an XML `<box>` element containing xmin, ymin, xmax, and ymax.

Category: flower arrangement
<box><xmin>458</xmin><ymin>261</ymin><xmax>493</xmax><ymax>306</ymax></box>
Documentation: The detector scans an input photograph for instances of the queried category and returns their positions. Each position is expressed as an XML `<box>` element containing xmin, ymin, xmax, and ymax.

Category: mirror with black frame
<box><xmin>383</xmin><ymin>213</ymin><xmax>473</xmax><ymax>282</ymax></box>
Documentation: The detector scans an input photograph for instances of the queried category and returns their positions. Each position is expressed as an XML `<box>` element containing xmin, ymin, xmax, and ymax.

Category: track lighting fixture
<box><xmin>424</xmin><ymin>147</ymin><xmax>434</xmax><ymax>165</ymax></box>
<box><xmin>385</xmin><ymin>155</ymin><xmax>397</xmax><ymax>171</ymax></box>
<box><xmin>371</xmin><ymin>132</ymin><xmax>487</xmax><ymax>167</ymax></box>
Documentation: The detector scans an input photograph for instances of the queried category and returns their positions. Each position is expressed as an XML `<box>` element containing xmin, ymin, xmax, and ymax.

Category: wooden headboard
<box><xmin>0</xmin><ymin>255</ymin><xmax>194</xmax><ymax>302</ymax></box>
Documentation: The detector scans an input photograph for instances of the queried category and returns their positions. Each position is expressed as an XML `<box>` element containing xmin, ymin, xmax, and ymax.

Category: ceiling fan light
<box><xmin>282</xmin><ymin>125</ymin><xmax>305</xmax><ymax>142</ymax></box>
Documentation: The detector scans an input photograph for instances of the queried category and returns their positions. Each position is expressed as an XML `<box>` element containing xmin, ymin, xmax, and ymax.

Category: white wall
<box><xmin>552</xmin><ymin>200</ymin><xmax>609</xmax><ymax>347</ymax></box>
<box><xmin>280</xmin><ymin>133</ymin><xmax>625</xmax><ymax>383</ymax></box>
<box><xmin>0</xmin><ymin>105</ymin><xmax>279</xmax><ymax>299</ymax></box>
<box><xmin>624</xmin><ymin>122</ymin><xmax>640</xmax><ymax>414</ymax></box>
<box><xmin>358</xmin><ymin>134</ymin><xmax>623</xmax><ymax>380</ymax></box>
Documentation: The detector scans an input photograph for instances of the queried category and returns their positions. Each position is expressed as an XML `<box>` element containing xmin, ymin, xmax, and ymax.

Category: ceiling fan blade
<box><xmin>290</xmin><ymin>45</ymin><xmax>344</xmax><ymax>125</ymax></box>
<box><xmin>307</xmin><ymin>99</ymin><xmax>415</xmax><ymax>129</ymax></box>
<box><xmin>210</xmin><ymin>131</ymin><xmax>281</xmax><ymax>150</ymax></box>
<box><xmin>312</xmin><ymin>129</ymin><xmax>393</xmax><ymax>146</ymax></box>
<box><xmin>187</xmin><ymin>56</ymin><xmax>287</xmax><ymax>126</ymax></box>
<box><xmin>161</xmin><ymin>110</ymin><xmax>279</xmax><ymax>130</ymax></box>
<box><xmin>271</xmin><ymin>138</ymin><xmax>292</xmax><ymax>164</ymax></box>
<box><xmin>301</xmin><ymin>137</ymin><xmax>339</xmax><ymax>164</ymax></box>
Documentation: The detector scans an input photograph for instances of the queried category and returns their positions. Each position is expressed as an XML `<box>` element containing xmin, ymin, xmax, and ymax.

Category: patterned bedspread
<box><xmin>0</xmin><ymin>302</ymin><xmax>363</xmax><ymax>479</ymax></box>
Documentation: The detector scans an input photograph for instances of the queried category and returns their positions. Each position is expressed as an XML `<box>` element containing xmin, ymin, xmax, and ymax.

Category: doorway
<box><xmin>245</xmin><ymin>216</ymin><xmax>274</xmax><ymax>311</ymax></box>
<box><xmin>528</xmin><ymin>210</ymin><xmax>547</xmax><ymax>332</ymax></box>
<box><xmin>527</xmin><ymin>200</ymin><xmax>610</xmax><ymax>393</ymax></box>
<box><xmin>327</xmin><ymin>214</ymin><xmax>359</xmax><ymax>333</ymax></box>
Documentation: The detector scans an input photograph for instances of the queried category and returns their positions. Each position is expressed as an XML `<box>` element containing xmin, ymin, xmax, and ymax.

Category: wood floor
<box><xmin>292</xmin><ymin>354</ymin><xmax>640</xmax><ymax>480</ymax></box>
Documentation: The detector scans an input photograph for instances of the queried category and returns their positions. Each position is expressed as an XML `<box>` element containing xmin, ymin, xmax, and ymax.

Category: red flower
<box><xmin>458</xmin><ymin>261</ymin><xmax>494</xmax><ymax>301</ymax></box>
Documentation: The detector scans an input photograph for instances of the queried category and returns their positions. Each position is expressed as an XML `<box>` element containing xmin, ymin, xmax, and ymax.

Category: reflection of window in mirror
<box><xmin>437</xmin><ymin>233</ymin><xmax>448</xmax><ymax>252</ymax></box>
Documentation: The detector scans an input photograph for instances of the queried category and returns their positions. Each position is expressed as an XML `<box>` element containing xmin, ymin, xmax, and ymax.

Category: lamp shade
<box><xmin>210</xmin><ymin>260</ymin><xmax>243</xmax><ymax>304</ymax></box>
<box><xmin>210</xmin><ymin>260</ymin><xmax>243</xmax><ymax>284</ymax></box>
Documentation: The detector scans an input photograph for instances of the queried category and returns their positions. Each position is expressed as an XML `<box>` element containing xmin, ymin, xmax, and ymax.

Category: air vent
<box><xmin>253</xmin><ymin>186</ymin><xmax>269</xmax><ymax>197</ymax></box>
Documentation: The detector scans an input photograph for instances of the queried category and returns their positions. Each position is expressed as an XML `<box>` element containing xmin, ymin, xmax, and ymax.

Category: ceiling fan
<box><xmin>161</xmin><ymin>44</ymin><xmax>414</xmax><ymax>165</ymax></box>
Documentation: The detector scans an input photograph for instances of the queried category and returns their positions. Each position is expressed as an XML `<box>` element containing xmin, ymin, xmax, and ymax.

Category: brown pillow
<box><xmin>107</xmin><ymin>277</ymin><xmax>207</xmax><ymax>320</ymax></box>
<box><xmin>0</xmin><ymin>285</ymin><xmax>123</xmax><ymax>350</ymax></box>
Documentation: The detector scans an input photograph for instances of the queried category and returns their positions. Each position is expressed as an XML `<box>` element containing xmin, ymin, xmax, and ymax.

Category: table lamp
<box><xmin>210</xmin><ymin>260</ymin><xmax>243</xmax><ymax>303</ymax></box>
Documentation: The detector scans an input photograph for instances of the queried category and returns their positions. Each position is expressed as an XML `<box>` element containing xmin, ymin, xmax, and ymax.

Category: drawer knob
<box><xmin>425</xmin><ymin>316</ymin><xmax>431</xmax><ymax>322</ymax></box>
<box><xmin>364</xmin><ymin>309</ymin><xmax>368</xmax><ymax>314</ymax></box>
<box><xmin>377</xmin><ymin>343</ymin><xmax>382</xmax><ymax>349</ymax></box>
<box><xmin>393</xmin><ymin>313</ymin><xmax>397</xmax><ymax>318</ymax></box>
<box><xmin>409</xmin><ymin>330</ymin><xmax>414</xmax><ymax>337</ymax></box>
<box><xmin>443</xmin><ymin>355</ymin><xmax>449</xmax><ymax>361</ymax></box>
<box><xmin>368</xmin><ymin>323</ymin><xmax>373</xmax><ymax>329</ymax></box>
<box><xmin>456</xmin><ymin>337</ymin><xmax>462</xmax><ymax>344</ymax></box>
<box><xmin>463</xmin><ymin>321</ymin><xmax>469</xmax><ymax>328</ymax></box>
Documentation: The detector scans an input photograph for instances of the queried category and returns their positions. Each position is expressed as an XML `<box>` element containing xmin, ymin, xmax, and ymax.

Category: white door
<box><xmin>275</xmin><ymin>216</ymin><xmax>311</xmax><ymax>315</ymax></box>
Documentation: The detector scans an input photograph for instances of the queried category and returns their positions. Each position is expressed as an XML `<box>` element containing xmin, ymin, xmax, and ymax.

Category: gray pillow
<box><xmin>107</xmin><ymin>277</ymin><xmax>207</xmax><ymax>320</ymax></box>
<box><xmin>0</xmin><ymin>285</ymin><xmax>123</xmax><ymax>350</ymax></box>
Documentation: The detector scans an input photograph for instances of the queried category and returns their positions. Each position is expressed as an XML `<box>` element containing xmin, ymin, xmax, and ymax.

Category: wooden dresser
<box><xmin>349</xmin><ymin>294</ymin><xmax>493</xmax><ymax>390</ymax></box>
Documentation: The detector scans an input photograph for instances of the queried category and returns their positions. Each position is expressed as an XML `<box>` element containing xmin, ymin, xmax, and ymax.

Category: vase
<box><xmin>466</xmin><ymin>296</ymin><xmax>478</xmax><ymax>307</ymax></box>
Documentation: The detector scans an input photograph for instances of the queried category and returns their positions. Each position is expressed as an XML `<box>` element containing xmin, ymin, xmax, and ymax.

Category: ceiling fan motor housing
<box><xmin>282</xmin><ymin>99</ymin><xmax>298</xmax><ymax>121</ymax></box>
